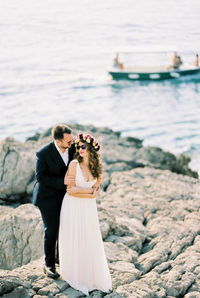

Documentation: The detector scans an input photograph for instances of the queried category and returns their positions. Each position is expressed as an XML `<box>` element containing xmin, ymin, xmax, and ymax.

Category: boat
<box><xmin>108</xmin><ymin>46</ymin><xmax>200</xmax><ymax>81</ymax></box>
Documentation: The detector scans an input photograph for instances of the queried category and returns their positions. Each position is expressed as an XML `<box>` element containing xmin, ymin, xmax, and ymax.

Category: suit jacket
<box><xmin>32</xmin><ymin>141</ymin><xmax>75</xmax><ymax>209</ymax></box>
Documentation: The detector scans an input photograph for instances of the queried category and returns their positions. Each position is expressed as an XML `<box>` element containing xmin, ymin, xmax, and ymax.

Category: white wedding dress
<box><xmin>59</xmin><ymin>160</ymin><xmax>112</xmax><ymax>296</ymax></box>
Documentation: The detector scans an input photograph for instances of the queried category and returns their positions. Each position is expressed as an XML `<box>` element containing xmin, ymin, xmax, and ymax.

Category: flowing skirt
<box><xmin>59</xmin><ymin>194</ymin><xmax>112</xmax><ymax>296</ymax></box>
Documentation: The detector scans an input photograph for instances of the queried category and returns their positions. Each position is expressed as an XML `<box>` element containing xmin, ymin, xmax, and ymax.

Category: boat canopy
<box><xmin>115</xmin><ymin>45</ymin><xmax>178</xmax><ymax>54</ymax></box>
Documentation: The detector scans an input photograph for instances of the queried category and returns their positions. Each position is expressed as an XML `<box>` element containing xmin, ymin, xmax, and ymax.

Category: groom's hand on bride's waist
<box><xmin>64</xmin><ymin>175</ymin><xmax>75</xmax><ymax>187</ymax></box>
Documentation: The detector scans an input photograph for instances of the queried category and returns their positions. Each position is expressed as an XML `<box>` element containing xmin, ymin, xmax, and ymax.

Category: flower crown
<box><xmin>75</xmin><ymin>133</ymin><xmax>100</xmax><ymax>151</ymax></box>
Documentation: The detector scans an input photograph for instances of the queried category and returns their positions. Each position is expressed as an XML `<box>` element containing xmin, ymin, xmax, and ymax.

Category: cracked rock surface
<box><xmin>0</xmin><ymin>166</ymin><xmax>199</xmax><ymax>297</ymax></box>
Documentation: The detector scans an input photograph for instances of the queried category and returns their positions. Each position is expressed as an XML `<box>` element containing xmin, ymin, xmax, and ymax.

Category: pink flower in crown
<box><xmin>86</xmin><ymin>138</ymin><xmax>90</xmax><ymax>143</ymax></box>
<box><xmin>75</xmin><ymin>133</ymin><xmax>100</xmax><ymax>151</ymax></box>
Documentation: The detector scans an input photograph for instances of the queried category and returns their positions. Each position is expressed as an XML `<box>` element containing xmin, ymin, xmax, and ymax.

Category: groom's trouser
<box><xmin>39</xmin><ymin>202</ymin><xmax>62</xmax><ymax>268</ymax></box>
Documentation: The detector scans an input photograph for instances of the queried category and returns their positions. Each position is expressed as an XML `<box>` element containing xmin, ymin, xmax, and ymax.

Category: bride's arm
<box><xmin>65</xmin><ymin>162</ymin><xmax>95</xmax><ymax>196</ymax></box>
<box><xmin>67</xmin><ymin>186</ymin><xmax>94</xmax><ymax>195</ymax></box>
<box><xmin>68</xmin><ymin>187</ymin><xmax>100</xmax><ymax>199</ymax></box>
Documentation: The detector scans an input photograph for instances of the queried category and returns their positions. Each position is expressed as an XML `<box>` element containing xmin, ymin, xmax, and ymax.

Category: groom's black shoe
<box><xmin>43</xmin><ymin>265</ymin><xmax>60</xmax><ymax>279</ymax></box>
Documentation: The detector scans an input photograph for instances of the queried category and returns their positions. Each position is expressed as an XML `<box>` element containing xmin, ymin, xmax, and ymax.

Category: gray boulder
<box><xmin>0</xmin><ymin>204</ymin><xmax>43</xmax><ymax>270</ymax></box>
<box><xmin>0</xmin><ymin>138</ymin><xmax>36</xmax><ymax>203</ymax></box>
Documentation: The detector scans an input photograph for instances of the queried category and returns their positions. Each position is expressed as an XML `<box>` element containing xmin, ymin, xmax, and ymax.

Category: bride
<box><xmin>59</xmin><ymin>133</ymin><xmax>112</xmax><ymax>296</ymax></box>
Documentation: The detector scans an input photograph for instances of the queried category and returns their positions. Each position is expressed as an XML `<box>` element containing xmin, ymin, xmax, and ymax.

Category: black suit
<box><xmin>33</xmin><ymin>141</ymin><xmax>75</xmax><ymax>268</ymax></box>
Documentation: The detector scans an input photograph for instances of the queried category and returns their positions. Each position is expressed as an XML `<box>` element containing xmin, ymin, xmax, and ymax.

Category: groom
<box><xmin>33</xmin><ymin>124</ymin><xmax>75</xmax><ymax>278</ymax></box>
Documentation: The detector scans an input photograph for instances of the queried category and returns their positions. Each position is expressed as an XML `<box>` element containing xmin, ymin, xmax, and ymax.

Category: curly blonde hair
<box><xmin>74</xmin><ymin>143</ymin><xmax>102</xmax><ymax>178</ymax></box>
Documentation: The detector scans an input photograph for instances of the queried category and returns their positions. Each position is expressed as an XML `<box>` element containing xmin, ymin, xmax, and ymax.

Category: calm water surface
<box><xmin>0</xmin><ymin>0</ymin><xmax>200</xmax><ymax>172</ymax></box>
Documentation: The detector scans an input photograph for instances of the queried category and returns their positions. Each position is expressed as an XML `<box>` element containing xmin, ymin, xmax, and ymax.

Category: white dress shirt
<box><xmin>54</xmin><ymin>141</ymin><xmax>69</xmax><ymax>166</ymax></box>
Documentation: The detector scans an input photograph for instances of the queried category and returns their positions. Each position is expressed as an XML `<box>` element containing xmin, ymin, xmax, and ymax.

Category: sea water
<box><xmin>0</xmin><ymin>0</ymin><xmax>200</xmax><ymax>172</ymax></box>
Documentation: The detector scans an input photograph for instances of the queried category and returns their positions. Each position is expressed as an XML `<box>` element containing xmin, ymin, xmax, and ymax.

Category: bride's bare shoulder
<box><xmin>69</xmin><ymin>159</ymin><xmax>78</xmax><ymax>167</ymax></box>
<box><xmin>70</xmin><ymin>159</ymin><xmax>78</xmax><ymax>163</ymax></box>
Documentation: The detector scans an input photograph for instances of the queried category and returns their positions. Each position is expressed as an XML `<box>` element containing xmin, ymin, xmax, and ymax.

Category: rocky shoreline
<box><xmin>0</xmin><ymin>124</ymin><xmax>198</xmax><ymax>205</ymax></box>
<box><xmin>0</xmin><ymin>124</ymin><xmax>199</xmax><ymax>297</ymax></box>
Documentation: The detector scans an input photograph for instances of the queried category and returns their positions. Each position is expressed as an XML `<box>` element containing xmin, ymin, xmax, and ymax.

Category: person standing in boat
<box><xmin>193</xmin><ymin>53</ymin><xmax>199</xmax><ymax>67</ymax></box>
<box><xmin>177</xmin><ymin>55</ymin><xmax>183</xmax><ymax>67</ymax></box>
<box><xmin>172</xmin><ymin>52</ymin><xmax>183</xmax><ymax>69</ymax></box>
<box><xmin>113</xmin><ymin>53</ymin><xmax>124</xmax><ymax>70</ymax></box>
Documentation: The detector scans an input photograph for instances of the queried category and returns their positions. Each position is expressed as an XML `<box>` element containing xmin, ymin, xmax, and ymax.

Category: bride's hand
<box><xmin>92</xmin><ymin>187</ymin><xmax>100</xmax><ymax>198</ymax></box>
<box><xmin>67</xmin><ymin>186</ymin><xmax>77</xmax><ymax>195</ymax></box>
